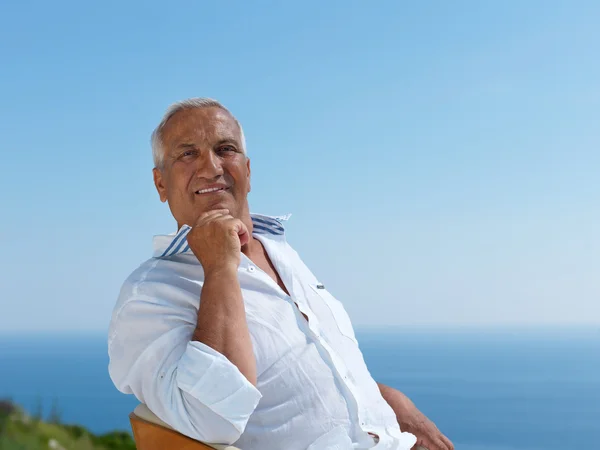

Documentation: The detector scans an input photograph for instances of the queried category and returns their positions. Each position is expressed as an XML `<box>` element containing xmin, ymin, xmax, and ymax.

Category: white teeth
<box><xmin>196</xmin><ymin>187</ymin><xmax>223</xmax><ymax>194</ymax></box>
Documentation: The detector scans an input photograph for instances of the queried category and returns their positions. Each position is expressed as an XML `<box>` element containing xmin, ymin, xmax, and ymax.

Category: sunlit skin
<box><xmin>152</xmin><ymin>106</ymin><xmax>260</xmax><ymax>388</ymax></box>
<box><xmin>152</xmin><ymin>106</ymin><xmax>252</xmax><ymax>232</ymax></box>
<box><xmin>151</xmin><ymin>105</ymin><xmax>454</xmax><ymax>450</ymax></box>
<box><xmin>152</xmin><ymin>105</ymin><xmax>282</xmax><ymax>284</ymax></box>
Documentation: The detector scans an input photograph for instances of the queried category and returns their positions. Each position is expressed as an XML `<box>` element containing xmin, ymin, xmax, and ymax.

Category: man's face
<box><xmin>153</xmin><ymin>107</ymin><xmax>251</xmax><ymax>228</ymax></box>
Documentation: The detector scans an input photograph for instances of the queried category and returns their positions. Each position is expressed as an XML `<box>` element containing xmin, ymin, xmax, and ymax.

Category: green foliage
<box><xmin>32</xmin><ymin>396</ymin><xmax>43</xmax><ymax>423</ymax></box>
<box><xmin>62</xmin><ymin>424</ymin><xmax>89</xmax><ymax>439</ymax></box>
<box><xmin>90</xmin><ymin>431</ymin><xmax>137</xmax><ymax>450</ymax></box>
<box><xmin>1</xmin><ymin>433</ymin><xmax>42</xmax><ymax>449</ymax></box>
<box><xmin>0</xmin><ymin>399</ymin><xmax>136</xmax><ymax>450</ymax></box>
<box><xmin>0</xmin><ymin>399</ymin><xmax>13</xmax><ymax>435</ymax></box>
<box><xmin>48</xmin><ymin>398</ymin><xmax>62</xmax><ymax>425</ymax></box>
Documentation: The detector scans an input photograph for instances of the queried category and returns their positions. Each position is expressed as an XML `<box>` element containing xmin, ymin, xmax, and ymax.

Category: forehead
<box><xmin>160</xmin><ymin>107</ymin><xmax>241</xmax><ymax>148</ymax></box>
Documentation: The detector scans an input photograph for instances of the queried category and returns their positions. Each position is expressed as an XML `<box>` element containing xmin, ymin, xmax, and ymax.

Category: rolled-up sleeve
<box><xmin>177</xmin><ymin>341</ymin><xmax>262</xmax><ymax>431</ymax></box>
<box><xmin>108</xmin><ymin>291</ymin><xmax>262</xmax><ymax>445</ymax></box>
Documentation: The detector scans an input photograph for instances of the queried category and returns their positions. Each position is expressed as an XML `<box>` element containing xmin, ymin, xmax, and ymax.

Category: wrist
<box><xmin>203</xmin><ymin>263</ymin><xmax>239</xmax><ymax>280</ymax></box>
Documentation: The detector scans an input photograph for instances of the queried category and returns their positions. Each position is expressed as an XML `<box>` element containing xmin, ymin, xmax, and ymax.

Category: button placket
<box><xmin>306</xmin><ymin>327</ymin><xmax>365</xmax><ymax>435</ymax></box>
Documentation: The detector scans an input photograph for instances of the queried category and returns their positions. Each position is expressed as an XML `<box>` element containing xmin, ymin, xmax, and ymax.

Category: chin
<box><xmin>202</xmin><ymin>198</ymin><xmax>234</xmax><ymax>214</ymax></box>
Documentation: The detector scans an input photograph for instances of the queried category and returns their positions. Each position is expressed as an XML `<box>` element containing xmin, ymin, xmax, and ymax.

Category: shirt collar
<box><xmin>152</xmin><ymin>213</ymin><xmax>291</xmax><ymax>258</ymax></box>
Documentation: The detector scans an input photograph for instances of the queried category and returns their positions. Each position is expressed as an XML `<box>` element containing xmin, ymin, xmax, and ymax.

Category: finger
<box><xmin>431</xmin><ymin>437</ymin><xmax>451</xmax><ymax>450</ymax></box>
<box><xmin>209</xmin><ymin>217</ymin><xmax>249</xmax><ymax>246</ymax></box>
<box><xmin>202</xmin><ymin>208</ymin><xmax>230</xmax><ymax>220</ymax></box>
<box><xmin>238</xmin><ymin>227</ymin><xmax>250</xmax><ymax>247</ymax></box>
<box><xmin>412</xmin><ymin>438</ymin><xmax>445</xmax><ymax>450</ymax></box>
<box><xmin>234</xmin><ymin>220</ymin><xmax>250</xmax><ymax>246</ymax></box>
<box><xmin>210</xmin><ymin>214</ymin><xmax>235</xmax><ymax>223</ymax></box>
<box><xmin>195</xmin><ymin>210</ymin><xmax>230</xmax><ymax>226</ymax></box>
<box><xmin>197</xmin><ymin>209</ymin><xmax>229</xmax><ymax>221</ymax></box>
<box><xmin>439</xmin><ymin>434</ymin><xmax>454</xmax><ymax>450</ymax></box>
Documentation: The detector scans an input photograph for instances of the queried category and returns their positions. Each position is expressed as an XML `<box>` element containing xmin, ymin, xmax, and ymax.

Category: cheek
<box><xmin>230</xmin><ymin>161</ymin><xmax>250</xmax><ymax>183</ymax></box>
<box><xmin>166</xmin><ymin>168</ymin><xmax>193</xmax><ymax>198</ymax></box>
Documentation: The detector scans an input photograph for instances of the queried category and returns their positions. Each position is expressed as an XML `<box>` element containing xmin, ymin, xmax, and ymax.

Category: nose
<box><xmin>195</xmin><ymin>149</ymin><xmax>224</xmax><ymax>179</ymax></box>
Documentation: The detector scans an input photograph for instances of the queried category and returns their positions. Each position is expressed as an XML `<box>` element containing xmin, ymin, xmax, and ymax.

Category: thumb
<box><xmin>236</xmin><ymin>221</ymin><xmax>250</xmax><ymax>247</ymax></box>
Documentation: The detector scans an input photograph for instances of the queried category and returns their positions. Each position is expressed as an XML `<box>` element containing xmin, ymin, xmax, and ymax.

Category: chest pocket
<box><xmin>309</xmin><ymin>284</ymin><xmax>358</xmax><ymax>344</ymax></box>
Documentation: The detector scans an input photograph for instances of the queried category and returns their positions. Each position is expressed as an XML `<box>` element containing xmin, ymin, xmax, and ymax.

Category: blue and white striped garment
<box><xmin>157</xmin><ymin>214</ymin><xmax>288</xmax><ymax>258</ymax></box>
<box><xmin>108</xmin><ymin>213</ymin><xmax>416</xmax><ymax>450</ymax></box>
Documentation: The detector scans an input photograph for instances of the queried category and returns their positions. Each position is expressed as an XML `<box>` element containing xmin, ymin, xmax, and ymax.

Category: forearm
<box><xmin>109</xmin><ymin>291</ymin><xmax>262</xmax><ymax>443</ymax></box>
<box><xmin>378</xmin><ymin>383</ymin><xmax>415</xmax><ymax>421</ymax></box>
<box><xmin>193</xmin><ymin>267</ymin><xmax>257</xmax><ymax>385</ymax></box>
<box><xmin>379</xmin><ymin>383</ymin><xmax>453</xmax><ymax>449</ymax></box>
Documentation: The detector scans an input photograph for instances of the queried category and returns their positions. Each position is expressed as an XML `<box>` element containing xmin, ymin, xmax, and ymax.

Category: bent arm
<box><xmin>193</xmin><ymin>267</ymin><xmax>257</xmax><ymax>386</ymax></box>
<box><xmin>377</xmin><ymin>383</ymin><xmax>416</xmax><ymax>420</ymax></box>
<box><xmin>378</xmin><ymin>383</ymin><xmax>454</xmax><ymax>450</ymax></box>
<box><xmin>108</xmin><ymin>290</ymin><xmax>261</xmax><ymax>445</ymax></box>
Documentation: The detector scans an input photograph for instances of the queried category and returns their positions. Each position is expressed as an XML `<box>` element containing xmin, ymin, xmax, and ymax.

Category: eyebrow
<box><xmin>171</xmin><ymin>139</ymin><xmax>240</xmax><ymax>154</ymax></box>
<box><xmin>176</xmin><ymin>143</ymin><xmax>196</xmax><ymax>149</ymax></box>
<box><xmin>214</xmin><ymin>139</ymin><xmax>240</xmax><ymax>148</ymax></box>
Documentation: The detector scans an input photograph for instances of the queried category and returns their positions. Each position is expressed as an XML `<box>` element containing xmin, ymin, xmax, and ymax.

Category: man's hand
<box><xmin>187</xmin><ymin>209</ymin><xmax>250</xmax><ymax>273</ymax></box>
<box><xmin>188</xmin><ymin>209</ymin><xmax>256</xmax><ymax>385</ymax></box>
<box><xmin>378</xmin><ymin>384</ymin><xmax>454</xmax><ymax>450</ymax></box>
<box><xmin>398</xmin><ymin>401</ymin><xmax>453</xmax><ymax>450</ymax></box>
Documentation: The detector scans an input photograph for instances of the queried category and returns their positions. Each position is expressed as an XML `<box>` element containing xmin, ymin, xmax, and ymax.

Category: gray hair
<box><xmin>151</xmin><ymin>97</ymin><xmax>246</xmax><ymax>169</ymax></box>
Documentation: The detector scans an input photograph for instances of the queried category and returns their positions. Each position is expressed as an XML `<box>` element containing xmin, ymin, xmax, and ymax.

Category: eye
<box><xmin>180</xmin><ymin>149</ymin><xmax>197</xmax><ymax>158</ymax></box>
<box><xmin>217</xmin><ymin>145</ymin><xmax>236</xmax><ymax>154</ymax></box>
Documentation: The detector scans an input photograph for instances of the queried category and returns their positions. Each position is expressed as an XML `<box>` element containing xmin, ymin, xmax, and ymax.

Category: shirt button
<box><xmin>248</xmin><ymin>266</ymin><xmax>256</xmax><ymax>273</ymax></box>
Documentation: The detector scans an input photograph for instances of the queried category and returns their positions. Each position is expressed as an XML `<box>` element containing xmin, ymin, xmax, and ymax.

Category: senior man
<box><xmin>108</xmin><ymin>98</ymin><xmax>453</xmax><ymax>450</ymax></box>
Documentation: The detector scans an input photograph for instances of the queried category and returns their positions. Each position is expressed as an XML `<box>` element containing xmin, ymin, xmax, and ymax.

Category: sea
<box><xmin>0</xmin><ymin>328</ymin><xmax>598</xmax><ymax>450</ymax></box>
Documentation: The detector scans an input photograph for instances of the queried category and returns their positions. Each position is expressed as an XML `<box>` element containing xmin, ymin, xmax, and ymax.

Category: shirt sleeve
<box><xmin>108</xmin><ymin>292</ymin><xmax>262</xmax><ymax>444</ymax></box>
<box><xmin>177</xmin><ymin>341</ymin><xmax>263</xmax><ymax>425</ymax></box>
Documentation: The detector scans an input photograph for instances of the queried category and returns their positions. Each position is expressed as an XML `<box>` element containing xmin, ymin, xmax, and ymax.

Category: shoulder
<box><xmin>109</xmin><ymin>256</ymin><xmax>202</xmax><ymax>340</ymax></box>
<box><xmin>114</xmin><ymin>257</ymin><xmax>165</xmax><ymax>312</ymax></box>
<box><xmin>120</xmin><ymin>254</ymin><xmax>202</xmax><ymax>299</ymax></box>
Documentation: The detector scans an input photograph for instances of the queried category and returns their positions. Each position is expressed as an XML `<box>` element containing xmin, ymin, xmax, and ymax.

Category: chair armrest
<box><xmin>131</xmin><ymin>404</ymin><xmax>241</xmax><ymax>450</ymax></box>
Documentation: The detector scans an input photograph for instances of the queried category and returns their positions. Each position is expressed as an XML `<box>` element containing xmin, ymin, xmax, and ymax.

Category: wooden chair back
<box><xmin>129</xmin><ymin>404</ymin><xmax>240</xmax><ymax>450</ymax></box>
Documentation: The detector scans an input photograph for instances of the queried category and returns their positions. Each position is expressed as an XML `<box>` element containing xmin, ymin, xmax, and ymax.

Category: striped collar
<box><xmin>153</xmin><ymin>213</ymin><xmax>291</xmax><ymax>259</ymax></box>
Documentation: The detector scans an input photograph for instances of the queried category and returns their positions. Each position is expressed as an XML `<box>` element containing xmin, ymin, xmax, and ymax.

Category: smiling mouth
<box><xmin>195</xmin><ymin>186</ymin><xmax>229</xmax><ymax>195</ymax></box>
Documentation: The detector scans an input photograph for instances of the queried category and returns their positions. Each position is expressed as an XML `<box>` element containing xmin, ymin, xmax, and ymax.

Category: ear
<box><xmin>246</xmin><ymin>157</ymin><xmax>252</xmax><ymax>193</ymax></box>
<box><xmin>153</xmin><ymin>168</ymin><xmax>168</xmax><ymax>203</ymax></box>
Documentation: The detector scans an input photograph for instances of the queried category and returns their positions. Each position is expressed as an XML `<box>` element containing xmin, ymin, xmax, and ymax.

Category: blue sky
<box><xmin>1</xmin><ymin>1</ymin><xmax>599</xmax><ymax>332</ymax></box>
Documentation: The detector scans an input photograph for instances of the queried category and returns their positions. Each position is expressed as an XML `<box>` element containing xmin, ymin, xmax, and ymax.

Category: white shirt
<box><xmin>108</xmin><ymin>214</ymin><xmax>417</xmax><ymax>450</ymax></box>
